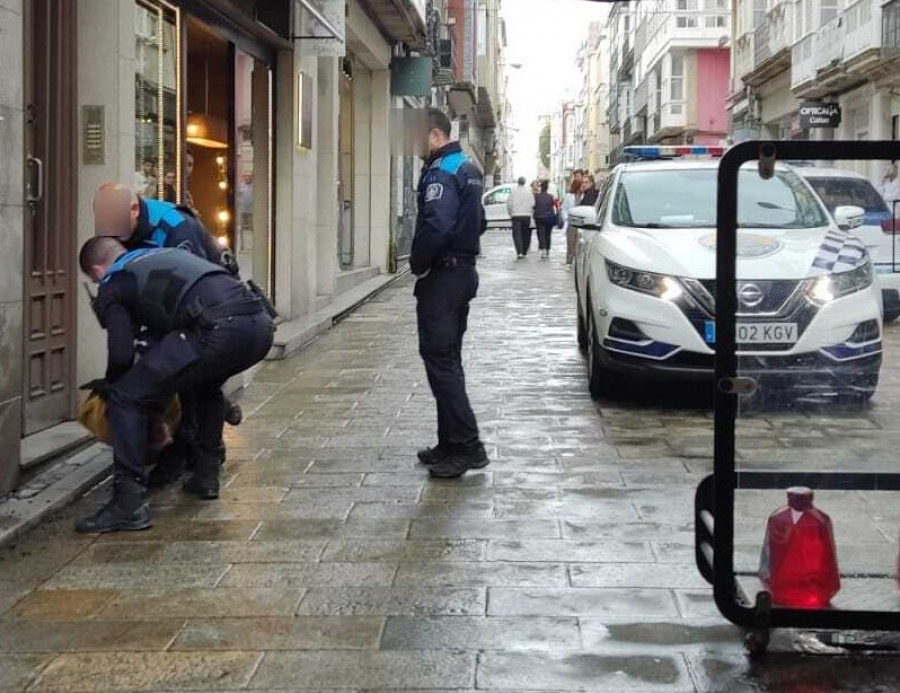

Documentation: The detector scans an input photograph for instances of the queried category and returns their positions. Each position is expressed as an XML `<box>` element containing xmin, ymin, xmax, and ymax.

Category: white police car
<box><xmin>796</xmin><ymin>166</ymin><xmax>900</xmax><ymax>323</ymax></box>
<box><xmin>571</xmin><ymin>146</ymin><xmax>883</xmax><ymax>403</ymax></box>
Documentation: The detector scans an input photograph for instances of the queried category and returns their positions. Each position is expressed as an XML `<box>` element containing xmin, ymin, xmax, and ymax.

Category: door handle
<box><xmin>26</xmin><ymin>156</ymin><xmax>43</xmax><ymax>204</ymax></box>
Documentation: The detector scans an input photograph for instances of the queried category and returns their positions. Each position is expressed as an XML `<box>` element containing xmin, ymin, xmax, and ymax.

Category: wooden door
<box><xmin>23</xmin><ymin>0</ymin><xmax>77</xmax><ymax>435</ymax></box>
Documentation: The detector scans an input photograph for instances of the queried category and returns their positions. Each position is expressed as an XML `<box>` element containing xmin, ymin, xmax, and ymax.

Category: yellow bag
<box><xmin>78</xmin><ymin>392</ymin><xmax>181</xmax><ymax>450</ymax></box>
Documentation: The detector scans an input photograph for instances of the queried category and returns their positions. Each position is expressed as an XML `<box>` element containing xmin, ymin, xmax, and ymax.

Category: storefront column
<box><xmin>352</xmin><ymin>63</ymin><xmax>372</xmax><ymax>268</ymax></box>
<box><xmin>0</xmin><ymin>1</ymin><xmax>25</xmax><ymax>490</ymax></box>
<box><xmin>369</xmin><ymin>68</ymin><xmax>391</xmax><ymax>272</ymax></box>
<box><xmin>76</xmin><ymin>0</ymin><xmax>137</xmax><ymax>389</ymax></box>
<box><xmin>316</xmin><ymin>56</ymin><xmax>340</xmax><ymax>297</ymax></box>
<box><xmin>274</xmin><ymin>48</ymin><xmax>296</xmax><ymax>319</ymax></box>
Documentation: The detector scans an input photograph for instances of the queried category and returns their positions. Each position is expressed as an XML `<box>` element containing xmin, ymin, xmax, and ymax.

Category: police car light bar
<box><xmin>623</xmin><ymin>145</ymin><xmax>725</xmax><ymax>159</ymax></box>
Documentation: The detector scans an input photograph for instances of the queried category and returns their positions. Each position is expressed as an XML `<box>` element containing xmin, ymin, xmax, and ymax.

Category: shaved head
<box><xmin>94</xmin><ymin>183</ymin><xmax>140</xmax><ymax>239</ymax></box>
<box><xmin>79</xmin><ymin>236</ymin><xmax>126</xmax><ymax>282</ymax></box>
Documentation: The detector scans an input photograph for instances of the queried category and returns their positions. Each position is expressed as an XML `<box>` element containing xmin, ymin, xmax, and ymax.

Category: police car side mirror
<box><xmin>568</xmin><ymin>205</ymin><xmax>599</xmax><ymax>230</ymax></box>
<box><xmin>834</xmin><ymin>205</ymin><xmax>865</xmax><ymax>230</ymax></box>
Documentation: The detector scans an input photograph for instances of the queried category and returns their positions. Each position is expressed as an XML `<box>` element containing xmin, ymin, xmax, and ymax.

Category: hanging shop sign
<box><xmin>799</xmin><ymin>102</ymin><xmax>842</xmax><ymax>129</ymax></box>
<box><xmin>391</xmin><ymin>57</ymin><xmax>432</xmax><ymax>97</ymax></box>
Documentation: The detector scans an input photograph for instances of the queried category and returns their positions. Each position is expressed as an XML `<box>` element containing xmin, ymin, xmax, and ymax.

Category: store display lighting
<box><xmin>217</xmin><ymin>210</ymin><xmax>230</xmax><ymax>223</ymax></box>
<box><xmin>186</xmin><ymin>114</ymin><xmax>228</xmax><ymax>149</ymax></box>
<box><xmin>217</xmin><ymin>235</ymin><xmax>229</xmax><ymax>247</ymax></box>
<box><xmin>218</xmin><ymin>180</ymin><xmax>228</xmax><ymax>191</ymax></box>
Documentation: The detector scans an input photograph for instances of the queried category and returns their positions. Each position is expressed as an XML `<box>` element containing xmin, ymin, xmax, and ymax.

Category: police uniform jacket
<box><xmin>94</xmin><ymin>248</ymin><xmax>251</xmax><ymax>382</ymax></box>
<box><xmin>410</xmin><ymin>141</ymin><xmax>486</xmax><ymax>276</ymax></box>
<box><xmin>129</xmin><ymin>198</ymin><xmax>225</xmax><ymax>266</ymax></box>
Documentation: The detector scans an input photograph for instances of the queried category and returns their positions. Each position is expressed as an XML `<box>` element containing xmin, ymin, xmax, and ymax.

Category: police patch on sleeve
<box><xmin>424</xmin><ymin>183</ymin><xmax>444</xmax><ymax>202</ymax></box>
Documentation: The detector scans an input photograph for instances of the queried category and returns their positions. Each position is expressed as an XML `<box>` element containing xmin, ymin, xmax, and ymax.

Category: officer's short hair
<box><xmin>79</xmin><ymin>236</ymin><xmax>125</xmax><ymax>275</ymax></box>
<box><xmin>540</xmin><ymin>180</ymin><xmax>549</xmax><ymax>193</ymax></box>
<box><xmin>427</xmin><ymin>108</ymin><xmax>452</xmax><ymax>137</ymax></box>
<box><xmin>518</xmin><ymin>177</ymin><xmax>526</xmax><ymax>186</ymax></box>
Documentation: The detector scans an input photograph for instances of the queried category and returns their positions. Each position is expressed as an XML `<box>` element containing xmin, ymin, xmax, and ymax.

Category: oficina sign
<box><xmin>799</xmin><ymin>102</ymin><xmax>842</xmax><ymax>129</ymax></box>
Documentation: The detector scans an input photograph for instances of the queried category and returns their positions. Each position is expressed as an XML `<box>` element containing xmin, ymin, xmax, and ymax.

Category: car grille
<box><xmin>697</xmin><ymin>279</ymin><xmax>803</xmax><ymax>316</ymax></box>
<box><xmin>681</xmin><ymin>279</ymin><xmax>819</xmax><ymax>352</ymax></box>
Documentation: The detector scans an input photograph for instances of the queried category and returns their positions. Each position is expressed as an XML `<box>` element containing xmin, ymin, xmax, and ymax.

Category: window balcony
<box><xmin>744</xmin><ymin>7</ymin><xmax>793</xmax><ymax>86</ymax></box>
<box><xmin>792</xmin><ymin>0</ymin><xmax>889</xmax><ymax>98</ymax></box>
<box><xmin>790</xmin><ymin>34</ymin><xmax>815</xmax><ymax>91</ymax></box>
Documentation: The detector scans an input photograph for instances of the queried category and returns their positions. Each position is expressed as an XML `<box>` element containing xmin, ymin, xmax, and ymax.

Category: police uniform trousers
<box><xmin>107</xmin><ymin>309</ymin><xmax>274</xmax><ymax>495</ymax></box>
<box><xmin>415</xmin><ymin>258</ymin><xmax>480</xmax><ymax>451</ymax></box>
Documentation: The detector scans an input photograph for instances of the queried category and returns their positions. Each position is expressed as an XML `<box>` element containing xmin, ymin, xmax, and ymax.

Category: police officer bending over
<box><xmin>75</xmin><ymin>237</ymin><xmax>274</xmax><ymax>533</ymax></box>
<box><xmin>93</xmin><ymin>184</ymin><xmax>245</xmax><ymax>487</ymax></box>
<box><xmin>411</xmin><ymin>108</ymin><xmax>489</xmax><ymax>479</ymax></box>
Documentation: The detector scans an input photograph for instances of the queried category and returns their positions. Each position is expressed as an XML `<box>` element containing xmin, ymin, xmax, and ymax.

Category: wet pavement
<box><xmin>2</xmin><ymin>231</ymin><xmax>900</xmax><ymax>692</ymax></box>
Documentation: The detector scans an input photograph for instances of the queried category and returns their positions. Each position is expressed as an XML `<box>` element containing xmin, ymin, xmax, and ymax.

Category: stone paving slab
<box><xmin>2</xmin><ymin>234</ymin><xmax>900</xmax><ymax>691</ymax></box>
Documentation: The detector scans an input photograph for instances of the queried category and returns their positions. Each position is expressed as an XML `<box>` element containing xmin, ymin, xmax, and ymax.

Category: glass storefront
<box><xmin>134</xmin><ymin>0</ymin><xmax>180</xmax><ymax>202</ymax></box>
<box><xmin>132</xmin><ymin>0</ymin><xmax>275</xmax><ymax>299</ymax></box>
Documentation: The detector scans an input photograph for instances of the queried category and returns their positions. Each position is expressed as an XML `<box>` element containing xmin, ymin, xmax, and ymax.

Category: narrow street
<box><xmin>2</xmin><ymin>230</ymin><xmax>900</xmax><ymax>692</ymax></box>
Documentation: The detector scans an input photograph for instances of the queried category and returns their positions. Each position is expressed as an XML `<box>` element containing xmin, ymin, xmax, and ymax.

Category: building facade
<box><xmin>576</xmin><ymin>21</ymin><xmax>611</xmax><ymax>177</ymax></box>
<box><xmin>0</xmin><ymin>0</ymin><xmax>427</xmax><ymax>491</ymax></box>
<box><xmin>732</xmin><ymin>0</ymin><xmax>900</xmax><ymax>183</ymax></box>
<box><xmin>609</xmin><ymin>0</ymin><xmax>731</xmax><ymax>163</ymax></box>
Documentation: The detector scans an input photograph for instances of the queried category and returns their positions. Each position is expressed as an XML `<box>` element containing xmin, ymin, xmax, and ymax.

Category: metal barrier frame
<box><xmin>695</xmin><ymin>140</ymin><xmax>900</xmax><ymax>648</ymax></box>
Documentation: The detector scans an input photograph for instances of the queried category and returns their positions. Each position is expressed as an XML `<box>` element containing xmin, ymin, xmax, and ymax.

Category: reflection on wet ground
<box><xmin>0</xmin><ymin>232</ymin><xmax>898</xmax><ymax>691</ymax></box>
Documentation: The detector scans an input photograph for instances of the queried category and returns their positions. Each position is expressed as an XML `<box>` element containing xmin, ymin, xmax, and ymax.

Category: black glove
<box><xmin>79</xmin><ymin>379</ymin><xmax>110</xmax><ymax>400</ymax></box>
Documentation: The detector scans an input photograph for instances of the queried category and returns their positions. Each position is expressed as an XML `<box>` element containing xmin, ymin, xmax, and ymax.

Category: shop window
<box><xmin>134</xmin><ymin>0</ymin><xmax>180</xmax><ymax>201</ymax></box>
<box><xmin>234</xmin><ymin>50</ymin><xmax>274</xmax><ymax>298</ymax></box>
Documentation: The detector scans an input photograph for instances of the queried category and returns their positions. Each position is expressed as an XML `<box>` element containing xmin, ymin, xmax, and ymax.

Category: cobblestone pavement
<box><xmin>2</xmin><ymin>231</ymin><xmax>900</xmax><ymax>692</ymax></box>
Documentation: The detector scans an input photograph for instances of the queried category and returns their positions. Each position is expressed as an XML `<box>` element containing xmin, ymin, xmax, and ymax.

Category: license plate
<box><xmin>704</xmin><ymin>321</ymin><xmax>798</xmax><ymax>344</ymax></box>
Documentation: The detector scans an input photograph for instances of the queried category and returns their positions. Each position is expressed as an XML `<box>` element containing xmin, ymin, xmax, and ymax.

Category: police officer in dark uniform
<box><xmin>93</xmin><ymin>184</ymin><xmax>244</xmax><ymax>487</ymax></box>
<box><xmin>75</xmin><ymin>237</ymin><xmax>274</xmax><ymax>533</ymax></box>
<box><xmin>411</xmin><ymin>108</ymin><xmax>489</xmax><ymax>479</ymax></box>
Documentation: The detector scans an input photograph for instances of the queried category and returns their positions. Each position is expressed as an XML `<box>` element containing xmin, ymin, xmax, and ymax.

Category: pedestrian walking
<box><xmin>533</xmin><ymin>180</ymin><xmax>557</xmax><ymax>259</ymax></box>
<box><xmin>562</xmin><ymin>176</ymin><xmax>584</xmax><ymax>265</ymax></box>
<box><xmin>507</xmin><ymin>177</ymin><xmax>535</xmax><ymax>258</ymax></box>
<box><xmin>75</xmin><ymin>239</ymin><xmax>274</xmax><ymax>532</ymax></box>
<box><xmin>409</xmin><ymin>108</ymin><xmax>489</xmax><ymax>479</ymax></box>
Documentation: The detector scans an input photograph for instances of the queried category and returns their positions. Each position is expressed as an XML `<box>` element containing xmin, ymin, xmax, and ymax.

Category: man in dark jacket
<box><xmin>410</xmin><ymin>108</ymin><xmax>489</xmax><ymax>479</ymax></box>
<box><xmin>76</xmin><ymin>238</ymin><xmax>274</xmax><ymax>533</ymax></box>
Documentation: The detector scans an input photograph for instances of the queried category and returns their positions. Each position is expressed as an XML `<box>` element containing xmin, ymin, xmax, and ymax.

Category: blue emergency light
<box><xmin>622</xmin><ymin>145</ymin><xmax>725</xmax><ymax>160</ymax></box>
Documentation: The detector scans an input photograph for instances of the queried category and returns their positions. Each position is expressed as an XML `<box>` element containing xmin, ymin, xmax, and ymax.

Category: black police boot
<box><xmin>417</xmin><ymin>446</ymin><xmax>450</xmax><ymax>466</ymax></box>
<box><xmin>182</xmin><ymin>455</ymin><xmax>220</xmax><ymax>500</ymax></box>
<box><xmin>428</xmin><ymin>444</ymin><xmax>489</xmax><ymax>479</ymax></box>
<box><xmin>75</xmin><ymin>475</ymin><xmax>151</xmax><ymax>534</ymax></box>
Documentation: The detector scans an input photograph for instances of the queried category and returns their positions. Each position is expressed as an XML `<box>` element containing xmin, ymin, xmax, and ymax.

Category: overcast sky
<box><xmin>500</xmin><ymin>0</ymin><xmax>609</xmax><ymax>179</ymax></box>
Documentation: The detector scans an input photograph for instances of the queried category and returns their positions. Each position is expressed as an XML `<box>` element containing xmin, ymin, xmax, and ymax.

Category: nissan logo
<box><xmin>739</xmin><ymin>283</ymin><xmax>765</xmax><ymax>308</ymax></box>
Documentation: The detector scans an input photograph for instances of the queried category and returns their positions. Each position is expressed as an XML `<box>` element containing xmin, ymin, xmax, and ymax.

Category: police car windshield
<box><xmin>612</xmin><ymin>168</ymin><xmax>830</xmax><ymax>230</ymax></box>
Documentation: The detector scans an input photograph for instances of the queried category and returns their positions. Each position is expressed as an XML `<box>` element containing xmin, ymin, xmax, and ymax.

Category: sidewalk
<box><xmin>1</xmin><ymin>232</ymin><xmax>899</xmax><ymax>692</ymax></box>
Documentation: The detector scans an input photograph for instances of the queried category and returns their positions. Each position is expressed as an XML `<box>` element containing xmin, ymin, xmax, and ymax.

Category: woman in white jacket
<box><xmin>507</xmin><ymin>177</ymin><xmax>536</xmax><ymax>258</ymax></box>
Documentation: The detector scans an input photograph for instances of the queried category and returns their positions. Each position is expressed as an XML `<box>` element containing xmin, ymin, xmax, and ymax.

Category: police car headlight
<box><xmin>806</xmin><ymin>261</ymin><xmax>873</xmax><ymax>307</ymax></box>
<box><xmin>605</xmin><ymin>260</ymin><xmax>684</xmax><ymax>302</ymax></box>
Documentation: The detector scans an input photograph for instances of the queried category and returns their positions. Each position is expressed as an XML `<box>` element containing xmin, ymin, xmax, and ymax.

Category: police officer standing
<box><xmin>75</xmin><ymin>238</ymin><xmax>274</xmax><ymax>533</ymax></box>
<box><xmin>412</xmin><ymin>108</ymin><xmax>489</xmax><ymax>479</ymax></box>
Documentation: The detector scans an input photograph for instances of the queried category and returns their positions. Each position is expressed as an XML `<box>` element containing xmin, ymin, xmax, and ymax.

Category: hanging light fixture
<box><xmin>186</xmin><ymin>44</ymin><xmax>228</xmax><ymax>149</ymax></box>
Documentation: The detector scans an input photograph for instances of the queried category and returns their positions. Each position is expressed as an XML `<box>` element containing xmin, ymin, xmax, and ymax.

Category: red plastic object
<box><xmin>759</xmin><ymin>487</ymin><xmax>840</xmax><ymax>608</ymax></box>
